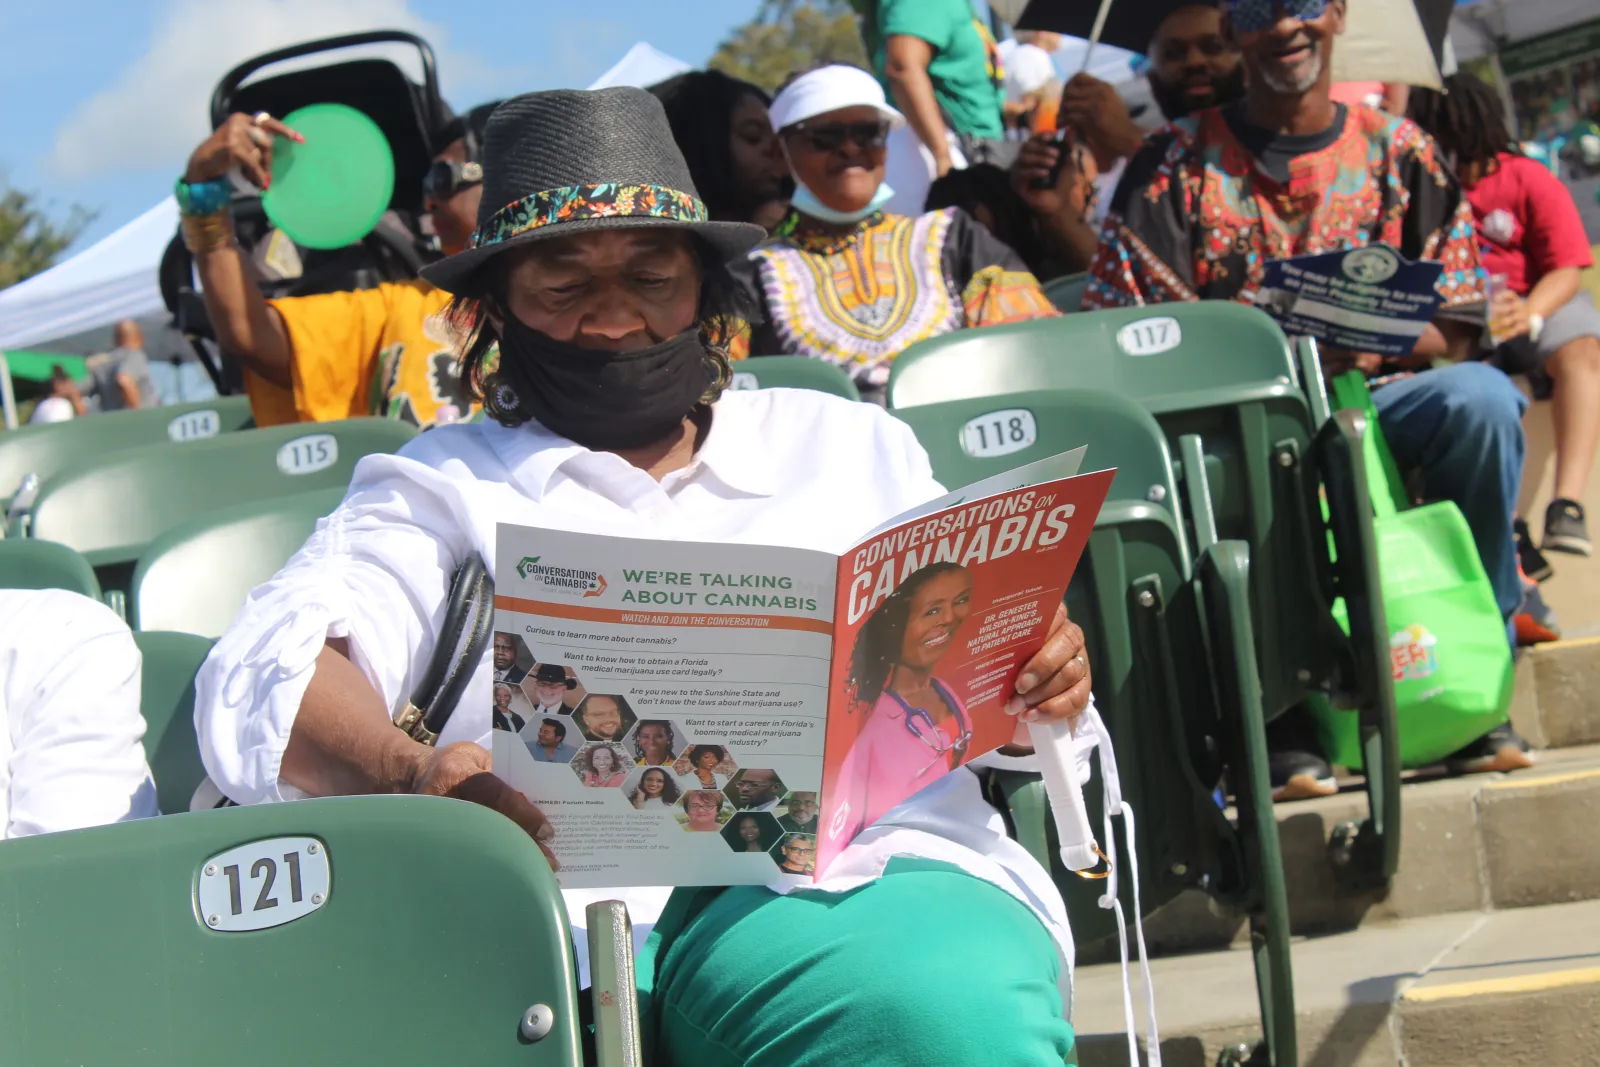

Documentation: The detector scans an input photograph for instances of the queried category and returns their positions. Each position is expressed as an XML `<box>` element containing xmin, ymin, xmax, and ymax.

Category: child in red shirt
<box><xmin>1412</xmin><ymin>73</ymin><xmax>1600</xmax><ymax>558</ymax></box>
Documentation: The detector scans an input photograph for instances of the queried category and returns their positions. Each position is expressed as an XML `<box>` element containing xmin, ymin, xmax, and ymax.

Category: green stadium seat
<box><xmin>1042</xmin><ymin>271</ymin><xmax>1089</xmax><ymax>313</ymax></box>
<box><xmin>131</xmin><ymin>486</ymin><xmax>346</xmax><ymax>638</ymax></box>
<box><xmin>894</xmin><ymin>389</ymin><xmax>1297</xmax><ymax>1066</ymax></box>
<box><xmin>0</xmin><ymin>538</ymin><xmax>100</xmax><ymax>598</ymax></box>
<box><xmin>889</xmin><ymin>303</ymin><xmax>1401</xmax><ymax>886</ymax></box>
<box><xmin>23</xmin><ymin>418</ymin><xmax>414</xmax><ymax>594</ymax></box>
<box><xmin>731</xmin><ymin>356</ymin><xmax>861</xmax><ymax>400</ymax></box>
<box><xmin>132</xmin><ymin>630</ymin><xmax>214</xmax><ymax>816</ymax></box>
<box><xmin>0</xmin><ymin>795</ymin><xmax>591</xmax><ymax>1066</ymax></box>
<box><xmin>0</xmin><ymin>396</ymin><xmax>254</xmax><ymax>504</ymax></box>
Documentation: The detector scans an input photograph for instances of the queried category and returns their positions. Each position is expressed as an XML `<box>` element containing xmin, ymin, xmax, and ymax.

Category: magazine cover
<box><xmin>815</xmin><ymin>468</ymin><xmax>1113</xmax><ymax>875</ymax></box>
<box><xmin>491</xmin><ymin>455</ymin><xmax>1112</xmax><ymax>888</ymax></box>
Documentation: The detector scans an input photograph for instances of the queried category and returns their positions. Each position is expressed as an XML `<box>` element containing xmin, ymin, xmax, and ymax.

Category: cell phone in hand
<box><xmin>1032</xmin><ymin>128</ymin><xmax>1072</xmax><ymax>191</ymax></box>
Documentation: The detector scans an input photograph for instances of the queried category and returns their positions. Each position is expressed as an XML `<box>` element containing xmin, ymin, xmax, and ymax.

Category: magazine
<box><xmin>491</xmin><ymin>450</ymin><xmax>1113</xmax><ymax>888</ymax></box>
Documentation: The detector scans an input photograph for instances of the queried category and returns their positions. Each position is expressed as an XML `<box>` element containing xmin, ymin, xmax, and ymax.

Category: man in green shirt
<box><xmin>865</xmin><ymin>0</ymin><xmax>1007</xmax><ymax>176</ymax></box>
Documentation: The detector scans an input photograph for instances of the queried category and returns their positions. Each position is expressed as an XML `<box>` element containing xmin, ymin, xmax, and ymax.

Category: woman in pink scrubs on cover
<box><xmin>825</xmin><ymin>562</ymin><xmax>975</xmax><ymax>846</ymax></box>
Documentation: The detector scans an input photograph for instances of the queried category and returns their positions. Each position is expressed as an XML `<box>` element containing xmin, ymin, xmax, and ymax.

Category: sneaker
<box><xmin>1444</xmin><ymin>724</ymin><xmax>1536</xmax><ymax>776</ymax></box>
<box><xmin>1543</xmin><ymin>498</ymin><xmax>1592</xmax><ymax>557</ymax></box>
<box><xmin>1521</xmin><ymin>582</ymin><xmax>1561</xmax><ymax>637</ymax></box>
<box><xmin>1514</xmin><ymin>613</ymin><xmax>1561</xmax><ymax>646</ymax></box>
<box><xmin>1516</xmin><ymin>517</ymin><xmax>1555</xmax><ymax>582</ymax></box>
<box><xmin>1269</xmin><ymin>749</ymin><xmax>1339</xmax><ymax>801</ymax></box>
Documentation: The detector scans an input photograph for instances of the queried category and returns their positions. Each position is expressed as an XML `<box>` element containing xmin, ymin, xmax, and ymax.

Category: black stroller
<box><xmin>160</xmin><ymin>30</ymin><xmax>453</xmax><ymax>395</ymax></box>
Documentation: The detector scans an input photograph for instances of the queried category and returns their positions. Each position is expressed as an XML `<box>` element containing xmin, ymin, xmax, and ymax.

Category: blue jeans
<box><xmin>1371</xmin><ymin>363</ymin><xmax>1527</xmax><ymax>630</ymax></box>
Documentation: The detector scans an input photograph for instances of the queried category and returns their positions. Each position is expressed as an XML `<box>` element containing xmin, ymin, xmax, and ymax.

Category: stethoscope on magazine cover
<box><xmin>884</xmin><ymin>684</ymin><xmax>973</xmax><ymax>776</ymax></box>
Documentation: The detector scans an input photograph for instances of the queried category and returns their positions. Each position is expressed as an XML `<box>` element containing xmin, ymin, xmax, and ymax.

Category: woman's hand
<box><xmin>410</xmin><ymin>741</ymin><xmax>558</xmax><ymax>869</ymax></box>
<box><xmin>1008</xmin><ymin>603</ymin><xmax>1093</xmax><ymax>729</ymax></box>
<box><xmin>185</xmin><ymin>111</ymin><xmax>303</xmax><ymax>190</ymax></box>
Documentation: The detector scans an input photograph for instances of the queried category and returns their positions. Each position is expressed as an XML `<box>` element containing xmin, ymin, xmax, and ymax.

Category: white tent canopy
<box><xmin>0</xmin><ymin>42</ymin><xmax>694</xmax><ymax>354</ymax></box>
<box><xmin>585</xmin><ymin>42</ymin><xmax>692</xmax><ymax>91</ymax></box>
<box><xmin>0</xmin><ymin>197</ymin><xmax>177</xmax><ymax>351</ymax></box>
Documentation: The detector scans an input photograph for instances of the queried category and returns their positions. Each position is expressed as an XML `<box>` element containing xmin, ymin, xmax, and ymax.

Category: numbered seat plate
<box><xmin>960</xmin><ymin>408</ymin><xmax>1037</xmax><ymax>459</ymax></box>
<box><xmin>167</xmin><ymin>409</ymin><xmax>221</xmax><ymax>442</ymax></box>
<box><xmin>276</xmin><ymin>433</ymin><xmax>339</xmax><ymax>476</ymax></box>
<box><xmin>1116</xmin><ymin>316</ymin><xmax>1182</xmax><ymax>356</ymax></box>
<box><xmin>196</xmin><ymin>836</ymin><xmax>331</xmax><ymax>932</ymax></box>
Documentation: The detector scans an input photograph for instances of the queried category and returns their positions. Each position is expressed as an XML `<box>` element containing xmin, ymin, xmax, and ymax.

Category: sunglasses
<box><xmin>1225</xmin><ymin>0</ymin><xmax>1329</xmax><ymax>34</ymax></box>
<box><xmin>791</xmin><ymin>120</ymin><xmax>891</xmax><ymax>153</ymax></box>
<box><xmin>422</xmin><ymin>159</ymin><xmax>483</xmax><ymax>202</ymax></box>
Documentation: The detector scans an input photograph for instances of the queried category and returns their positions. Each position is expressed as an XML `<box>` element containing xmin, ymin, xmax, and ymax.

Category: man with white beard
<box><xmin>1084</xmin><ymin>0</ymin><xmax>1534</xmax><ymax>798</ymax></box>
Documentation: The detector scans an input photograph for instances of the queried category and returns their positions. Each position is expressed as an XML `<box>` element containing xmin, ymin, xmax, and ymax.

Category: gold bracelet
<box><xmin>180</xmin><ymin>212</ymin><xmax>236</xmax><ymax>255</ymax></box>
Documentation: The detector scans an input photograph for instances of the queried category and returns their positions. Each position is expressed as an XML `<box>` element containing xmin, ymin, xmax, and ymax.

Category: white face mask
<box><xmin>788</xmin><ymin>178</ymin><xmax>896</xmax><ymax>225</ymax></box>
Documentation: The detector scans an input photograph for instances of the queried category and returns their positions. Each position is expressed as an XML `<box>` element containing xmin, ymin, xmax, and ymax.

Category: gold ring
<box><xmin>252</xmin><ymin>110</ymin><xmax>273</xmax><ymax>126</ymax></box>
<box><xmin>1074</xmin><ymin>843</ymin><xmax>1113</xmax><ymax>880</ymax></box>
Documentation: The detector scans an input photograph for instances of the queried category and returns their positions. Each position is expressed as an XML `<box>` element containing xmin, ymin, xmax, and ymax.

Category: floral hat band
<box><xmin>468</xmin><ymin>182</ymin><xmax>710</xmax><ymax>251</ymax></box>
<box><xmin>419</xmin><ymin>88</ymin><xmax>765</xmax><ymax>295</ymax></box>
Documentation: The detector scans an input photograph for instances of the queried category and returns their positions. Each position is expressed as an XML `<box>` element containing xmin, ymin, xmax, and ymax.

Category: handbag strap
<box><xmin>393</xmin><ymin>554</ymin><xmax>494</xmax><ymax>746</ymax></box>
<box><xmin>1330</xmin><ymin>370</ymin><xmax>1409</xmax><ymax>518</ymax></box>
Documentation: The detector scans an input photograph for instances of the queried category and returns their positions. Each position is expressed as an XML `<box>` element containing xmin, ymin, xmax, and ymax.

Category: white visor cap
<box><xmin>767</xmin><ymin>65</ymin><xmax>907</xmax><ymax>133</ymax></box>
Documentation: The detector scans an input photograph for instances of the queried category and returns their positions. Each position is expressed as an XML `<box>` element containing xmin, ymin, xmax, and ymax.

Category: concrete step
<box><xmin>1073</xmin><ymin>897</ymin><xmax>1600</xmax><ymax>1067</ymax></box>
<box><xmin>1510</xmin><ymin>637</ymin><xmax>1600</xmax><ymax>751</ymax></box>
<box><xmin>1083</xmin><ymin>744</ymin><xmax>1600</xmax><ymax>962</ymax></box>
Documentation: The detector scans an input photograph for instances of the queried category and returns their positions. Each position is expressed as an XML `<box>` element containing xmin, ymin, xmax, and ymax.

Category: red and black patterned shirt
<box><xmin>1081</xmin><ymin>103</ymin><xmax>1486</xmax><ymax>315</ymax></box>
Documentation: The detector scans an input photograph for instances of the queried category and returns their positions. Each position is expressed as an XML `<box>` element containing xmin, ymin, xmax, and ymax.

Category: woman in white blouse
<box><xmin>1</xmin><ymin>589</ymin><xmax>159</xmax><ymax>836</ymax></box>
<box><xmin>196</xmin><ymin>89</ymin><xmax>1094</xmax><ymax>1065</ymax></box>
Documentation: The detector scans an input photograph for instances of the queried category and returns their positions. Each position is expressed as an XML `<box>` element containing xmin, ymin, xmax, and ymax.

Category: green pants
<box><xmin>639</xmin><ymin>859</ymin><xmax>1076</xmax><ymax>1066</ymax></box>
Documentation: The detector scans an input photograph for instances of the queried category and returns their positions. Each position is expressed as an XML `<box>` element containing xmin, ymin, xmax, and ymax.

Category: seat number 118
<box><xmin>960</xmin><ymin>408</ymin><xmax>1037</xmax><ymax>459</ymax></box>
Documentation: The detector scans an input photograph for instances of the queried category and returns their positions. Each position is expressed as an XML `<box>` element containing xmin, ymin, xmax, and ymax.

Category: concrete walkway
<box><xmin>1073</xmin><ymin>898</ymin><xmax>1600</xmax><ymax>1066</ymax></box>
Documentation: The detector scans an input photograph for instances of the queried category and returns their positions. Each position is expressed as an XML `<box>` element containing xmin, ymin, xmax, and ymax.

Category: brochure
<box><xmin>491</xmin><ymin>451</ymin><xmax>1113</xmax><ymax>888</ymax></box>
<box><xmin>1251</xmin><ymin>244</ymin><xmax>1445</xmax><ymax>356</ymax></box>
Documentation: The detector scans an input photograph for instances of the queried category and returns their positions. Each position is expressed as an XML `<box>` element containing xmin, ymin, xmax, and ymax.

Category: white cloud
<box><xmin>48</xmin><ymin>0</ymin><xmax>451</xmax><ymax>179</ymax></box>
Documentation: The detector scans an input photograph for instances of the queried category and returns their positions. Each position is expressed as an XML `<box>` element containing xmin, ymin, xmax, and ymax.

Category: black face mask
<box><xmin>493</xmin><ymin>314</ymin><xmax>717</xmax><ymax>451</ymax></box>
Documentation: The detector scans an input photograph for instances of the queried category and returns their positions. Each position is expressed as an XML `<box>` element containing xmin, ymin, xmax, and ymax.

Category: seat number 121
<box><xmin>196</xmin><ymin>836</ymin><xmax>332</xmax><ymax>932</ymax></box>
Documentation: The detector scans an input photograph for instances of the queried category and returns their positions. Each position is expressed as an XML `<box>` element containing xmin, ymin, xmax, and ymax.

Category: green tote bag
<box><xmin>1311</xmin><ymin>372</ymin><xmax>1514</xmax><ymax>769</ymax></box>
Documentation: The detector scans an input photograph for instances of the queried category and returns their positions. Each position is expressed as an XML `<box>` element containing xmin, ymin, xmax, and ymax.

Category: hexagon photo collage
<box><xmin>492</xmin><ymin>630</ymin><xmax>817</xmax><ymax>872</ymax></box>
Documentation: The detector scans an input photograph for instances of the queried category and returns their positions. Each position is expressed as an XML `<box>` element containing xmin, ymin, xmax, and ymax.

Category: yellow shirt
<box><xmin>247</xmin><ymin>280</ymin><xmax>476</xmax><ymax>428</ymax></box>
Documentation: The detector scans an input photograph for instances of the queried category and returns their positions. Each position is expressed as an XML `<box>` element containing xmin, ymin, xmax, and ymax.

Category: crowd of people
<box><xmin>4</xmin><ymin>0</ymin><xmax>1598</xmax><ymax>1061</ymax></box>
<box><xmin>178</xmin><ymin>0</ymin><xmax>1584</xmax><ymax>795</ymax></box>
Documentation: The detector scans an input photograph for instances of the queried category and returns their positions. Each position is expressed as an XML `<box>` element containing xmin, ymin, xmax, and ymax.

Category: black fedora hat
<box><xmin>421</xmin><ymin>88</ymin><xmax>766</xmax><ymax>295</ymax></box>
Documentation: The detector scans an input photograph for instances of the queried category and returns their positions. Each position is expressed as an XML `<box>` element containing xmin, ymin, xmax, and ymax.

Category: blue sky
<box><xmin>0</xmin><ymin>0</ymin><xmax>760</xmax><ymax>253</ymax></box>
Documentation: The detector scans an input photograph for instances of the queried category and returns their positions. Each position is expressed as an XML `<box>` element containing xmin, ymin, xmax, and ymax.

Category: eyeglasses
<box><xmin>422</xmin><ymin>159</ymin><xmax>483</xmax><ymax>202</ymax></box>
<box><xmin>1225</xmin><ymin>0</ymin><xmax>1329</xmax><ymax>34</ymax></box>
<box><xmin>791</xmin><ymin>120</ymin><xmax>891</xmax><ymax>153</ymax></box>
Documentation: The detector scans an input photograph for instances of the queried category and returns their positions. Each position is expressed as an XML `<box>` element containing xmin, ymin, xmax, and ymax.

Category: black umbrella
<box><xmin>1009</xmin><ymin>0</ymin><xmax>1209</xmax><ymax>56</ymax></box>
